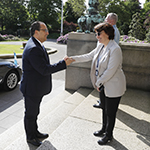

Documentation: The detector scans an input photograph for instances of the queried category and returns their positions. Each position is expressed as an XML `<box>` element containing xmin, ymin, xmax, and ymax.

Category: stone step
<box><xmin>37</xmin><ymin>89</ymin><xmax>98</xmax><ymax>150</ymax></box>
<box><xmin>1</xmin><ymin>88</ymin><xmax>93</xmax><ymax>150</ymax></box>
<box><xmin>1</xmin><ymin>88</ymin><xmax>150</xmax><ymax>150</ymax></box>
<box><xmin>37</xmin><ymin>88</ymin><xmax>150</xmax><ymax>150</ymax></box>
<box><xmin>38</xmin><ymin>88</ymin><xmax>93</xmax><ymax>135</ymax></box>
<box><xmin>0</xmin><ymin>89</ymin><xmax>74</xmax><ymax>150</ymax></box>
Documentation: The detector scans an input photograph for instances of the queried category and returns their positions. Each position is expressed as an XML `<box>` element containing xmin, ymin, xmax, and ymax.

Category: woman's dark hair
<box><xmin>94</xmin><ymin>23</ymin><xmax>114</xmax><ymax>40</ymax></box>
<box><xmin>30</xmin><ymin>21</ymin><xmax>44</xmax><ymax>36</ymax></box>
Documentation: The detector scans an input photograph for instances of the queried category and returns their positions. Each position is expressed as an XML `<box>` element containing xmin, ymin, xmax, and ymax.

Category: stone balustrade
<box><xmin>65</xmin><ymin>32</ymin><xmax>150</xmax><ymax>91</ymax></box>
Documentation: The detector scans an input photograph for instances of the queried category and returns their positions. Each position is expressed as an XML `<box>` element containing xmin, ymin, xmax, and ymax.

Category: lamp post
<box><xmin>60</xmin><ymin>0</ymin><xmax>63</xmax><ymax>36</ymax></box>
<box><xmin>17</xmin><ymin>18</ymin><xmax>21</xmax><ymax>38</ymax></box>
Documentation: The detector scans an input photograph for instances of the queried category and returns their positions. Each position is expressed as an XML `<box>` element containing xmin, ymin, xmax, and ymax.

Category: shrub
<box><xmin>0</xmin><ymin>34</ymin><xmax>21</xmax><ymax>41</ymax></box>
<box><xmin>128</xmin><ymin>12</ymin><xmax>145</xmax><ymax>40</ymax></box>
<box><xmin>144</xmin><ymin>11</ymin><xmax>150</xmax><ymax>31</ymax></box>
<box><xmin>57</xmin><ymin>34</ymin><xmax>150</xmax><ymax>45</ymax></box>
<box><xmin>146</xmin><ymin>29</ymin><xmax>150</xmax><ymax>43</ymax></box>
<box><xmin>63</xmin><ymin>20</ymin><xmax>78</xmax><ymax>33</ymax></box>
<box><xmin>120</xmin><ymin>35</ymin><xmax>149</xmax><ymax>43</ymax></box>
<box><xmin>57</xmin><ymin>33</ymin><xmax>69</xmax><ymax>44</ymax></box>
<box><xmin>48</xmin><ymin>33</ymin><xmax>60</xmax><ymax>39</ymax></box>
<box><xmin>0</xmin><ymin>34</ymin><xmax>5</xmax><ymax>41</ymax></box>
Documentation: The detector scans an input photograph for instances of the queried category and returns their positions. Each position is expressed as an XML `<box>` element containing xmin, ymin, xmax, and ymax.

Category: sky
<box><xmin>63</xmin><ymin>0</ymin><xmax>146</xmax><ymax>8</ymax></box>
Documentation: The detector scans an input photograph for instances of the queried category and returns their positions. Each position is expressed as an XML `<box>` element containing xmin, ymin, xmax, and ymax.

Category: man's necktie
<box><xmin>42</xmin><ymin>45</ymin><xmax>49</xmax><ymax>61</ymax></box>
<box><xmin>42</xmin><ymin>45</ymin><xmax>46</xmax><ymax>52</ymax></box>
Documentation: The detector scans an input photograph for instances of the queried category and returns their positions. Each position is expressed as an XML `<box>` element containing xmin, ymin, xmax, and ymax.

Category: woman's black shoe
<box><xmin>36</xmin><ymin>132</ymin><xmax>49</xmax><ymax>139</ymax></box>
<box><xmin>97</xmin><ymin>135</ymin><xmax>113</xmax><ymax>145</ymax></box>
<box><xmin>27</xmin><ymin>138</ymin><xmax>42</xmax><ymax>146</ymax></box>
<box><xmin>93</xmin><ymin>103</ymin><xmax>102</xmax><ymax>108</ymax></box>
<box><xmin>93</xmin><ymin>130</ymin><xmax>105</xmax><ymax>137</ymax></box>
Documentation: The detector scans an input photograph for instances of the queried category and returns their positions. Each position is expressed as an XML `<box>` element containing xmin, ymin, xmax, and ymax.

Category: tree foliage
<box><xmin>143</xmin><ymin>2</ymin><xmax>150</xmax><ymax>31</ymax></box>
<box><xmin>128</xmin><ymin>12</ymin><xmax>145</xmax><ymax>40</ymax></box>
<box><xmin>27</xmin><ymin>0</ymin><xmax>61</xmax><ymax>30</ymax></box>
<box><xmin>63</xmin><ymin>20</ymin><xmax>78</xmax><ymax>33</ymax></box>
<box><xmin>143</xmin><ymin>1</ymin><xmax>150</xmax><ymax>13</ymax></box>
<box><xmin>0</xmin><ymin>0</ymin><xmax>28</xmax><ymax>33</ymax></box>
<box><xmin>0</xmin><ymin>0</ymin><xmax>149</xmax><ymax>41</ymax></box>
<box><xmin>68</xmin><ymin>0</ymin><xmax>86</xmax><ymax>17</ymax></box>
<box><xmin>143</xmin><ymin>11</ymin><xmax>150</xmax><ymax>31</ymax></box>
<box><xmin>63</xmin><ymin>2</ymin><xmax>80</xmax><ymax>23</ymax></box>
<box><xmin>146</xmin><ymin>28</ymin><xmax>150</xmax><ymax>42</ymax></box>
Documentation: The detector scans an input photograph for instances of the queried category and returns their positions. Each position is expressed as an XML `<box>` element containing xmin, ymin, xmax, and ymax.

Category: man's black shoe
<box><xmin>27</xmin><ymin>138</ymin><xmax>42</xmax><ymax>147</ymax></box>
<box><xmin>36</xmin><ymin>132</ymin><xmax>49</xmax><ymax>139</ymax></box>
<box><xmin>93</xmin><ymin>103</ymin><xmax>102</xmax><ymax>108</ymax></box>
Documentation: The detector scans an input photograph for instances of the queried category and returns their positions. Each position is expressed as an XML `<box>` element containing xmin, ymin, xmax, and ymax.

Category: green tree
<box><xmin>97</xmin><ymin>0</ymin><xmax>110</xmax><ymax>16</ymax></box>
<box><xmin>120</xmin><ymin>0</ymin><xmax>141</xmax><ymax>35</ymax></box>
<box><xmin>128</xmin><ymin>12</ymin><xmax>145</xmax><ymax>40</ymax></box>
<box><xmin>143</xmin><ymin>1</ymin><xmax>150</xmax><ymax>13</ymax></box>
<box><xmin>145</xmin><ymin>28</ymin><xmax>150</xmax><ymax>42</ymax></box>
<box><xmin>145</xmin><ymin>0</ymin><xmax>150</xmax><ymax>2</ymax></box>
<box><xmin>63</xmin><ymin>1</ymin><xmax>81</xmax><ymax>23</ymax></box>
<box><xmin>143</xmin><ymin>11</ymin><xmax>150</xmax><ymax>31</ymax></box>
<box><xmin>68</xmin><ymin>0</ymin><xmax>86</xmax><ymax>18</ymax></box>
<box><xmin>105</xmin><ymin>0</ymin><xmax>130</xmax><ymax>34</ymax></box>
<box><xmin>27</xmin><ymin>0</ymin><xmax>62</xmax><ymax>30</ymax></box>
<box><xmin>124</xmin><ymin>0</ymin><xmax>141</xmax><ymax>16</ymax></box>
<box><xmin>143</xmin><ymin>1</ymin><xmax>150</xmax><ymax>30</ymax></box>
<box><xmin>97</xmin><ymin>0</ymin><xmax>141</xmax><ymax>35</ymax></box>
<box><xmin>0</xmin><ymin>0</ymin><xmax>28</xmax><ymax>33</ymax></box>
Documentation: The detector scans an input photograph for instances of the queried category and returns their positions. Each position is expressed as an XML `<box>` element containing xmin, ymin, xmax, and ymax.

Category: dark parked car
<box><xmin>0</xmin><ymin>59</ymin><xmax>22</xmax><ymax>91</ymax></box>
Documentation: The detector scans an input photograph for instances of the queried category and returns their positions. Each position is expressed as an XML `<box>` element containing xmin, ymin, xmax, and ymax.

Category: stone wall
<box><xmin>120</xmin><ymin>42</ymin><xmax>150</xmax><ymax>91</ymax></box>
<box><xmin>65</xmin><ymin>32</ymin><xmax>150</xmax><ymax>91</ymax></box>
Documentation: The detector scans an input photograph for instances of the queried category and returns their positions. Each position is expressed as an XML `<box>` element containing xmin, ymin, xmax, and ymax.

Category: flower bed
<box><xmin>57</xmin><ymin>34</ymin><xmax>68</xmax><ymax>44</ymax></box>
<box><xmin>0</xmin><ymin>34</ymin><xmax>20</xmax><ymax>41</ymax></box>
<box><xmin>120</xmin><ymin>35</ymin><xmax>149</xmax><ymax>44</ymax></box>
<box><xmin>57</xmin><ymin>34</ymin><xmax>150</xmax><ymax>45</ymax></box>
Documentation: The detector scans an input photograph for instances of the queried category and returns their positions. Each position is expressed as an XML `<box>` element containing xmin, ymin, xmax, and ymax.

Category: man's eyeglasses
<box><xmin>40</xmin><ymin>29</ymin><xmax>49</xmax><ymax>32</ymax></box>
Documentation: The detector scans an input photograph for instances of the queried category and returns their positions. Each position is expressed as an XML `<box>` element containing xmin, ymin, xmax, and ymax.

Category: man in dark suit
<box><xmin>20</xmin><ymin>21</ymin><xmax>73</xmax><ymax>146</ymax></box>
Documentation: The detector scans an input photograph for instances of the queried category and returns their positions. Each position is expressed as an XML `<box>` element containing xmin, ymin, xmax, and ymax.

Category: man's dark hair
<box><xmin>30</xmin><ymin>21</ymin><xmax>44</xmax><ymax>36</ymax></box>
<box><xmin>94</xmin><ymin>22</ymin><xmax>114</xmax><ymax>40</ymax></box>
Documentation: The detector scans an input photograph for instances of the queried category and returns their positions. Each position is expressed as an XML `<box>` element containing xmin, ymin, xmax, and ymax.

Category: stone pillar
<box><xmin>65</xmin><ymin>32</ymin><xmax>97</xmax><ymax>90</ymax></box>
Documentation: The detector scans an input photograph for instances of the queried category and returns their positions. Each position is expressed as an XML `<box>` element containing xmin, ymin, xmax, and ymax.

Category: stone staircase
<box><xmin>0</xmin><ymin>88</ymin><xmax>92</xmax><ymax>150</ymax></box>
<box><xmin>0</xmin><ymin>88</ymin><xmax>150</xmax><ymax>150</ymax></box>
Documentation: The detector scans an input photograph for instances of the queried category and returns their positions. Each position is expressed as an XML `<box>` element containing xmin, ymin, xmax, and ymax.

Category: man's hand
<box><xmin>64</xmin><ymin>56</ymin><xmax>75</xmax><ymax>66</ymax></box>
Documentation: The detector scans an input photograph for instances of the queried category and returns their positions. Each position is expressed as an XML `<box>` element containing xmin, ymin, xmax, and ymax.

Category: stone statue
<box><xmin>77</xmin><ymin>0</ymin><xmax>105</xmax><ymax>33</ymax></box>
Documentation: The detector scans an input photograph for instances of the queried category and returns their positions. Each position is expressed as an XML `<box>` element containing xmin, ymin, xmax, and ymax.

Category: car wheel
<box><xmin>3</xmin><ymin>70</ymin><xmax>19</xmax><ymax>91</ymax></box>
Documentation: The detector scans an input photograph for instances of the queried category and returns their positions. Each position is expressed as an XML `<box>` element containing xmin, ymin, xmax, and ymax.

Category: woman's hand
<box><xmin>97</xmin><ymin>87</ymin><xmax>100</xmax><ymax>92</ymax></box>
<box><xmin>97</xmin><ymin>85</ymin><xmax>104</xmax><ymax>92</ymax></box>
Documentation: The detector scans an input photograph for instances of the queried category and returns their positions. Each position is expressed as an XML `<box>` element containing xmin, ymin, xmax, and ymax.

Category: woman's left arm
<box><xmin>95</xmin><ymin>47</ymin><xmax>122</xmax><ymax>87</ymax></box>
<box><xmin>71</xmin><ymin>47</ymin><xmax>97</xmax><ymax>63</ymax></box>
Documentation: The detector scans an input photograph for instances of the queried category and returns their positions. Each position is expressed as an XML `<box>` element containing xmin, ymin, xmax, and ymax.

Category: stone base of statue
<box><xmin>65</xmin><ymin>32</ymin><xmax>97</xmax><ymax>90</ymax></box>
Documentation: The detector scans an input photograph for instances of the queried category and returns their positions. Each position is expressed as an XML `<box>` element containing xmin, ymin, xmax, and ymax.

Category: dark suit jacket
<box><xmin>20</xmin><ymin>37</ymin><xmax>66</xmax><ymax>97</ymax></box>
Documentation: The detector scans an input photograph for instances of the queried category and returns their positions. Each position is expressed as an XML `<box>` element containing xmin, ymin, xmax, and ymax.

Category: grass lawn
<box><xmin>0</xmin><ymin>44</ymin><xmax>24</xmax><ymax>54</ymax></box>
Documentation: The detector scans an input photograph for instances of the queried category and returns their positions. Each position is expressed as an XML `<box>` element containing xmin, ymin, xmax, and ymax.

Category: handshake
<box><xmin>64</xmin><ymin>56</ymin><xmax>75</xmax><ymax>66</ymax></box>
